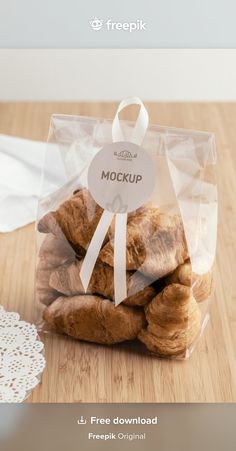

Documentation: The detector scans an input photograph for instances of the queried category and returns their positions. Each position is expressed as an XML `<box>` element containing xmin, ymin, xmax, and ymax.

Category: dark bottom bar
<box><xmin>0</xmin><ymin>403</ymin><xmax>235</xmax><ymax>451</ymax></box>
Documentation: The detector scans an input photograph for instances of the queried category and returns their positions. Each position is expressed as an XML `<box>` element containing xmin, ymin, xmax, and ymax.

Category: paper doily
<box><xmin>0</xmin><ymin>305</ymin><xmax>45</xmax><ymax>402</ymax></box>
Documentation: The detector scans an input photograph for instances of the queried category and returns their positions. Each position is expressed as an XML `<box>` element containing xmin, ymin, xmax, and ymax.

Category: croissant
<box><xmin>99</xmin><ymin>207</ymin><xmax>189</xmax><ymax>280</ymax></box>
<box><xmin>43</xmin><ymin>295</ymin><xmax>146</xmax><ymax>344</ymax></box>
<box><xmin>166</xmin><ymin>261</ymin><xmax>212</xmax><ymax>302</ymax></box>
<box><xmin>49</xmin><ymin>259</ymin><xmax>156</xmax><ymax>307</ymax></box>
<box><xmin>36</xmin><ymin>234</ymin><xmax>75</xmax><ymax>305</ymax></box>
<box><xmin>138</xmin><ymin>283</ymin><xmax>201</xmax><ymax>357</ymax></box>
<box><xmin>38</xmin><ymin>188</ymin><xmax>105</xmax><ymax>250</ymax></box>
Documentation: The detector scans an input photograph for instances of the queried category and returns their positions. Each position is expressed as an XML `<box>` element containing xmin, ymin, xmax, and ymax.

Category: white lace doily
<box><xmin>0</xmin><ymin>305</ymin><xmax>45</xmax><ymax>402</ymax></box>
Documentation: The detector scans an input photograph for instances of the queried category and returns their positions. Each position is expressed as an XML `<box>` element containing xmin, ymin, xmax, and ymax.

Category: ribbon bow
<box><xmin>80</xmin><ymin>97</ymin><xmax>149</xmax><ymax>306</ymax></box>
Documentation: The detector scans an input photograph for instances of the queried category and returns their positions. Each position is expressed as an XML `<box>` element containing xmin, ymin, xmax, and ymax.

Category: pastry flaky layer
<box><xmin>166</xmin><ymin>260</ymin><xmax>212</xmax><ymax>303</ymax></box>
<box><xmin>138</xmin><ymin>284</ymin><xmax>201</xmax><ymax>357</ymax></box>
<box><xmin>37</xmin><ymin>187</ymin><xmax>211</xmax><ymax>357</ymax></box>
<box><xmin>99</xmin><ymin>207</ymin><xmax>189</xmax><ymax>280</ymax></box>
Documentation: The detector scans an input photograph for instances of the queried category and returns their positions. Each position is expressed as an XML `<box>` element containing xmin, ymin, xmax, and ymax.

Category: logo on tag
<box><xmin>114</xmin><ymin>150</ymin><xmax>137</xmax><ymax>161</ymax></box>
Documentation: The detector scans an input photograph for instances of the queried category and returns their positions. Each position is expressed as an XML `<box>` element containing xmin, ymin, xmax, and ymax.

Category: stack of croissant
<box><xmin>37</xmin><ymin>188</ymin><xmax>212</xmax><ymax>358</ymax></box>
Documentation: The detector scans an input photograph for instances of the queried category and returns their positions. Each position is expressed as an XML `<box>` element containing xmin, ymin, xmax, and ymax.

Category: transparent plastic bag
<box><xmin>35</xmin><ymin>98</ymin><xmax>217</xmax><ymax>359</ymax></box>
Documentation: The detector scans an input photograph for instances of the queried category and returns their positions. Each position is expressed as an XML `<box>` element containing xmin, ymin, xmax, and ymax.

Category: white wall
<box><xmin>0</xmin><ymin>49</ymin><xmax>236</xmax><ymax>101</ymax></box>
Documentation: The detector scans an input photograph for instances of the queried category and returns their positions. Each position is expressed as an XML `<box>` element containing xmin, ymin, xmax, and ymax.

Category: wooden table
<box><xmin>0</xmin><ymin>102</ymin><xmax>236</xmax><ymax>403</ymax></box>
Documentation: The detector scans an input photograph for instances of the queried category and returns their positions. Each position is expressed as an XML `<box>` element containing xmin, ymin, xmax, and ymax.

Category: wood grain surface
<box><xmin>0</xmin><ymin>102</ymin><xmax>235</xmax><ymax>403</ymax></box>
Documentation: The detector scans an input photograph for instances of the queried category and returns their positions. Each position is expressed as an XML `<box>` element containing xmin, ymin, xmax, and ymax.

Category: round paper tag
<box><xmin>88</xmin><ymin>142</ymin><xmax>155</xmax><ymax>213</ymax></box>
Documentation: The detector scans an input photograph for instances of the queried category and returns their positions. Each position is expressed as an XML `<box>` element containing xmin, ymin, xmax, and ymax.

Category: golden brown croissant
<box><xmin>138</xmin><ymin>283</ymin><xmax>201</xmax><ymax>357</ymax></box>
<box><xmin>38</xmin><ymin>188</ymin><xmax>105</xmax><ymax>250</ymax></box>
<box><xmin>99</xmin><ymin>207</ymin><xmax>189</xmax><ymax>280</ymax></box>
<box><xmin>43</xmin><ymin>295</ymin><xmax>146</xmax><ymax>344</ymax></box>
<box><xmin>49</xmin><ymin>259</ymin><xmax>156</xmax><ymax>307</ymax></box>
<box><xmin>166</xmin><ymin>260</ymin><xmax>212</xmax><ymax>302</ymax></box>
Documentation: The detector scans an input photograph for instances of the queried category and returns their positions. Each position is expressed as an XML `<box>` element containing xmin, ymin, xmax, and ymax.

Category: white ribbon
<box><xmin>80</xmin><ymin>97</ymin><xmax>149</xmax><ymax>306</ymax></box>
<box><xmin>112</xmin><ymin>97</ymin><xmax>149</xmax><ymax>144</ymax></box>
<box><xmin>79</xmin><ymin>210</ymin><xmax>114</xmax><ymax>291</ymax></box>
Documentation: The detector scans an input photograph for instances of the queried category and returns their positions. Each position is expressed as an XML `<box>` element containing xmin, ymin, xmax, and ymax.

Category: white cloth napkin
<box><xmin>0</xmin><ymin>134</ymin><xmax>64</xmax><ymax>233</ymax></box>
